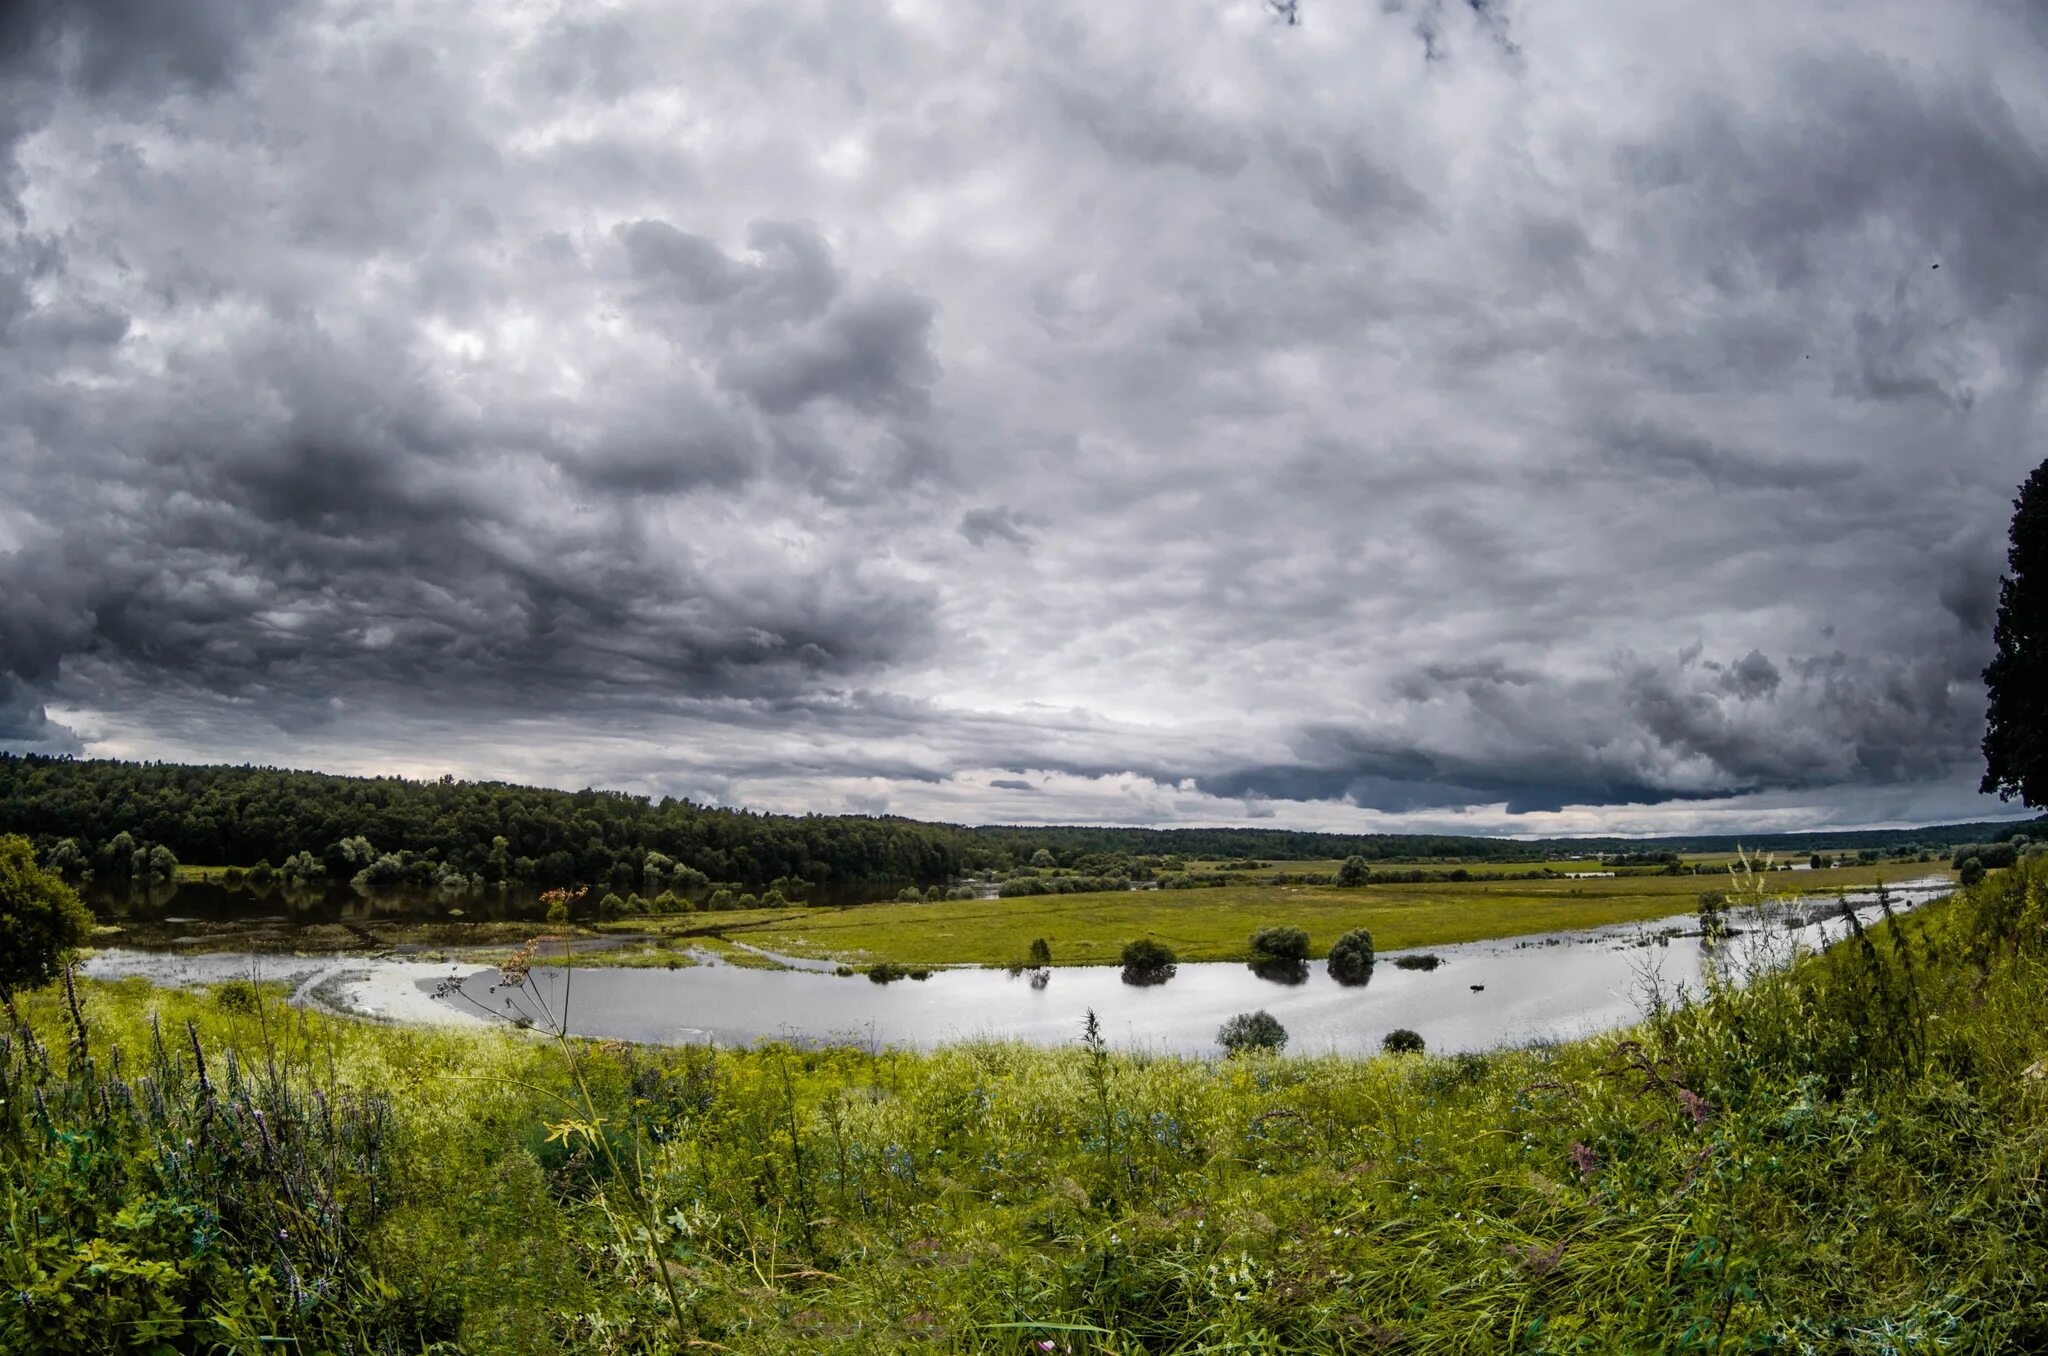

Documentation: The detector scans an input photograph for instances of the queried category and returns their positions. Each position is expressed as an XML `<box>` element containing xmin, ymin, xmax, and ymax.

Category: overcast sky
<box><xmin>2</xmin><ymin>0</ymin><xmax>2044</xmax><ymax>837</ymax></box>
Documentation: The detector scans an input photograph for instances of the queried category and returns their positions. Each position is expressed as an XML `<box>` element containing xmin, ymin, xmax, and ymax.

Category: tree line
<box><xmin>2</xmin><ymin>754</ymin><xmax>2040</xmax><ymax>899</ymax></box>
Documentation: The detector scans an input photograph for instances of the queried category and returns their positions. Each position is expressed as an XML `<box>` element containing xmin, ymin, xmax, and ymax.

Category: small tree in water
<box><xmin>1327</xmin><ymin>927</ymin><xmax>1376</xmax><ymax>984</ymax></box>
<box><xmin>1217</xmin><ymin>1010</ymin><xmax>1288</xmax><ymax>1055</ymax></box>
<box><xmin>1120</xmin><ymin>937</ymin><xmax>1178</xmax><ymax>985</ymax></box>
<box><xmin>1697</xmin><ymin>889</ymin><xmax>1729</xmax><ymax>942</ymax></box>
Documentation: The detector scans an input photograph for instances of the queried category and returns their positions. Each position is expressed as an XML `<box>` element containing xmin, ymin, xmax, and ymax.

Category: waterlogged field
<box><xmin>645</xmin><ymin>862</ymin><xmax>1938</xmax><ymax>969</ymax></box>
<box><xmin>8</xmin><ymin>872</ymin><xmax>2046</xmax><ymax>1352</ymax></box>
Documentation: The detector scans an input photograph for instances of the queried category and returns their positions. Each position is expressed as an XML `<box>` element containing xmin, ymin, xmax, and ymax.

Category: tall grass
<box><xmin>5</xmin><ymin>863</ymin><xmax>2045</xmax><ymax>1352</ymax></box>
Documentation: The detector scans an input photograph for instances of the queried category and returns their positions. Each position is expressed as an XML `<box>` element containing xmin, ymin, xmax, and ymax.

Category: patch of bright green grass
<box><xmin>651</xmin><ymin>862</ymin><xmax>1941</xmax><ymax>968</ymax></box>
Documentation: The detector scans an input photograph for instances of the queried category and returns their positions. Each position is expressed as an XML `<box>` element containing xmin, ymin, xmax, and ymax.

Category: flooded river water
<box><xmin>80</xmin><ymin>877</ymin><xmax>1951</xmax><ymax>1057</ymax></box>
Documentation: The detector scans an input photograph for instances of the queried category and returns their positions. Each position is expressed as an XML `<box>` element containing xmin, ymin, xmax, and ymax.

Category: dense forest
<box><xmin>1</xmin><ymin>754</ymin><xmax>2039</xmax><ymax>897</ymax></box>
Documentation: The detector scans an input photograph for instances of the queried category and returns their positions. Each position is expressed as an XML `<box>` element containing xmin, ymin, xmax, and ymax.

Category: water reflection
<box><xmin>1247</xmin><ymin>957</ymin><xmax>1310</xmax><ymax>986</ymax></box>
<box><xmin>82</xmin><ymin>877</ymin><xmax>1954</xmax><ymax>1058</ymax></box>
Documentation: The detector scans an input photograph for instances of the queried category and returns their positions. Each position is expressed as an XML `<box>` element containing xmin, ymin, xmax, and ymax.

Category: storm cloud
<box><xmin>1</xmin><ymin>0</ymin><xmax>2042</xmax><ymax>834</ymax></box>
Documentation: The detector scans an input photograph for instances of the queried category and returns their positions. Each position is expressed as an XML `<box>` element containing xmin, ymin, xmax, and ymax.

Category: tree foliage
<box><xmin>1983</xmin><ymin>458</ymin><xmax>2048</xmax><ymax>806</ymax></box>
<box><xmin>1248</xmin><ymin>925</ymin><xmax>1310</xmax><ymax>960</ymax></box>
<box><xmin>1327</xmin><ymin>927</ymin><xmax>1376</xmax><ymax>985</ymax></box>
<box><xmin>0</xmin><ymin>833</ymin><xmax>93</xmax><ymax>998</ymax></box>
<box><xmin>1217</xmin><ymin>1010</ymin><xmax>1288</xmax><ymax>1055</ymax></box>
<box><xmin>4</xmin><ymin>756</ymin><xmax>2043</xmax><ymax>905</ymax></box>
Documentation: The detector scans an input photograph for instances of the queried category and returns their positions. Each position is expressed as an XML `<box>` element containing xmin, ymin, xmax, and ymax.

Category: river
<box><xmin>77</xmin><ymin>876</ymin><xmax>1952</xmax><ymax>1057</ymax></box>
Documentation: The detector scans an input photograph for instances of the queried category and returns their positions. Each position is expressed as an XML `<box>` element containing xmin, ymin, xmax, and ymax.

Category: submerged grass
<box><xmin>6</xmin><ymin>861</ymin><xmax>2042</xmax><ymax>1352</ymax></box>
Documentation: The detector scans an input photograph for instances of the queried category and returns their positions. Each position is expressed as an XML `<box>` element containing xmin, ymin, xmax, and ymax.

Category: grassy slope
<box><xmin>645</xmin><ymin>862</ymin><xmax>1938</xmax><ymax>968</ymax></box>
<box><xmin>9</xmin><ymin>866</ymin><xmax>2045</xmax><ymax>1352</ymax></box>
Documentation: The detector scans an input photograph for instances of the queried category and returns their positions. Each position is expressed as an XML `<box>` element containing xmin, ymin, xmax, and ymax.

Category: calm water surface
<box><xmin>81</xmin><ymin>877</ymin><xmax>1950</xmax><ymax>1056</ymax></box>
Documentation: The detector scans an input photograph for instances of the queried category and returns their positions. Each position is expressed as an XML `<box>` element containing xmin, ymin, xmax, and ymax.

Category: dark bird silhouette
<box><xmin>1470</xmin><ymin>984</ymin><xmax>1485</xmax><ymax>992</ymax></box>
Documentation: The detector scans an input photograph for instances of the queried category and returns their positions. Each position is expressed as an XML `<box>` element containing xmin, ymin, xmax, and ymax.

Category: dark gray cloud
<box><xmin>959</xmin><ymin>506</ymin><xmax>1036</xmax><ymax>547</ymax></box>
<box><xmin>1</xmin><ymin>0</ymin><xmax>2042</xmax><ymax>835</ymax></box>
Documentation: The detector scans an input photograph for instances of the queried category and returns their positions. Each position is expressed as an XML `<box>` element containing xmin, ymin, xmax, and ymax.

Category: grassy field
<box><xmin>1187</xmin><ymin>856</ymin><xmax>1656</xmax><ymax>876</ymax></box>
<box><xmin>5</xmin><ymin>866</ymin><xmax>2042</xmax><ymax>1352</ymax></box>
<box><xmin>634</xmin><ymin>862</ymin><xmax>1941</xmax><ymax>969</ymax></box>
<box><xmin>1189</xmin><ymin>853</ymin><xmax>1929</xmax><ymax>876</ymax></box>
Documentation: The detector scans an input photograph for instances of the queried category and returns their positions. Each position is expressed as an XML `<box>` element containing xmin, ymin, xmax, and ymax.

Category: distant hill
<box><xmin>1</xmin><ymin>753</ymin><xmax>2038</xmax><ymax>892</ymax></box>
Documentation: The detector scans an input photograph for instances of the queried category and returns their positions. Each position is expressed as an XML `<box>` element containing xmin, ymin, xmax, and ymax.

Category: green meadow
<box><xmin>634</xmin><ymin>862</ymin><xmax>1937</xmax><ymax>969</ymax></box>
<box><xmin>4</xmin><ymin>863</ymin><xmax>2043</xmax><ymax>1352</ymax></box>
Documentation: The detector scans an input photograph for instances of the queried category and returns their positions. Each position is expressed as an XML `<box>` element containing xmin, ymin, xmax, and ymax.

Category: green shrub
<box><xmin>1028</xmin><ymin>937</ymin><xmax>1053</xmax><ymax>965</ymax></box>
<box><xmin>1248</xmin><ymin>925</ymin><xmax>1310</xmax><ymax>960</ymax></box>
<box><xmin>212</xmin><ymin>979</ymin><xmax>260</xmax><ymax>1016</ymax></box>
<box><xmin>1391</xmin><ymin>953</ymin><xmax>1442</xmax><ymax>971</ymax></box>
<box><xmin>1328</xmin><ymin>927</ymin><xmax>1376</xmax><ymax>984</ymax></box>
<box><xmin>1381</xmin><ymin>1028</ymin><xmax>1425</xmax><ymax>1054</ymax></box>
<box><xmin>1217</xmin><ymin>1010</ymin><xmax>1288</xmax><ymax>1055</ymax></box>
<box><xmin>867</xmin><ymin>961</ymin><xmax>910</xmax><ymax>984</ymax></box>
<box><xmin>0</xmin><ymin>834</ymin><xmax>93</xmax><ymax>999</ymax></box>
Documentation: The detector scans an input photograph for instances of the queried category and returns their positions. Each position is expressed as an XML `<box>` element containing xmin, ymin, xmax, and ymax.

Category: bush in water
<box><xmin>1328</xmin><ymin>927</ymin><xmax>1376</xmax><ymax>985</ymax></box>
<box><xmin>1120</xmin><ymin>937</ymin><xmax>1178</xmax><ymax>985</ymax></box>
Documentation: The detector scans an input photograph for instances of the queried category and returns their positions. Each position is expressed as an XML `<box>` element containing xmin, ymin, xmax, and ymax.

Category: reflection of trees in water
<box><xmin>1329</xmin><ymin>960</ymin><xmax>1374</xmax><ymax>990</ymax></box>
<box><xmin>1120</xmin><ymin>962</ymin><xmax>1177</xmax><ymax>987</ymax></box>
<box><xmin>1248</xmin><ymin>957</ymin><xmax>1310</xmax><ymax>986</ymax></box>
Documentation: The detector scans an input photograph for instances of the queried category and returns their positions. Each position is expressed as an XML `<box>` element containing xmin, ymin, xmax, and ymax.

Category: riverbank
<box><xmin>9</xmin><ymin>868</ymin><xmax>2045</xmax><ymax>1352</ymax></box>
<box><xmin>77</xmin><ymin>876</ymin><xmax>1957</xmax><ymax>1056</ymax></box>
<box><xmin>82</xmin><ymin>860</ymin><xmax>1947</xmax><ymax>975</ymax></box>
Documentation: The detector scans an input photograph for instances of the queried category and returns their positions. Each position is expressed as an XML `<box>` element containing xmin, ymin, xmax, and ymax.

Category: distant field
<box><xmin>1188</xmin><ymin>857</ymin><xmax>1674</xmax><ymax>877</ymax></box>
<box><xmin>1187</xmin><ymin>850</ymin><xmax>1918</xmax><ymax>876</ymax></box>
<box><xmin>638</xmin><ymin>861</ymin><xmax>1941</xmax><ymax>969</ymax></box>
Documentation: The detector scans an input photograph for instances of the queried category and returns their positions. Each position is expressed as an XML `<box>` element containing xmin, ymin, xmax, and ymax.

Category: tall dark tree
<box><xmin>0</xmin><ymin>833</ymin><xmax>93</xmax><ymax>1000</ymax></box>
<box><xmin>1982</xmin><ymin>460</ymin><xmax>2048</xmax><ymax>806</ymax></box>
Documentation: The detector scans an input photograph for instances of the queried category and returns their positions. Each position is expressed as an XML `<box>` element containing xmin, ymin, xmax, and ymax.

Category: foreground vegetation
<box><xmin>639</xmin><ymin>862</ymin><xmax>1943</xmax><ymax>969</ymax></box>
<box><xmin>4</xmin><ymin>857</ymin><xmax>2045</xmax><ymax>1351</ymax></box>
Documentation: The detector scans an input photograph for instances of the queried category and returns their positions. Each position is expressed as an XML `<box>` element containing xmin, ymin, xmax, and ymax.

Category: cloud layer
<box><xmin>2</xmin><ymin>0</ymin><xmax>2042</xmax><ymax>833</ymax></box>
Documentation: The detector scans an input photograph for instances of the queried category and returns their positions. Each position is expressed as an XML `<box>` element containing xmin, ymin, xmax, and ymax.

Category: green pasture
<box><xmin>638</xmin><ymin>861</ymin><xmax>1939</xmax><ymax>969</ymax></box>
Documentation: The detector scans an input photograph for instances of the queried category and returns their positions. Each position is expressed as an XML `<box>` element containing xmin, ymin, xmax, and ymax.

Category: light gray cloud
<box><xmin>2</xmin><ymin>0</ymin><xmax>2042</xmax><ymax>835</ymax></box>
